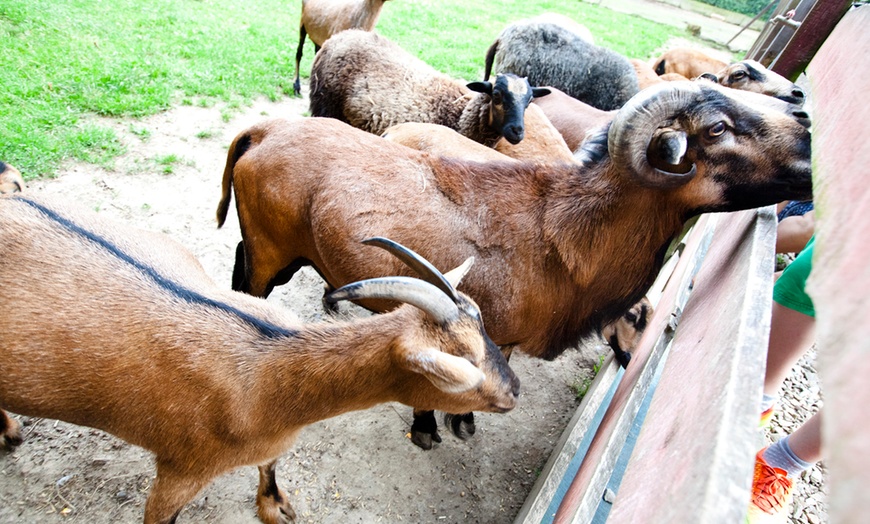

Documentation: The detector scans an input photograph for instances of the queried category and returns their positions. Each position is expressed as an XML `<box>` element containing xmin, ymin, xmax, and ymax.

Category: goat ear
<box><xmin>466</xmin><ymin>81</ymin><xmax>493</xmax><ymax>95</ymax></box>
<box><xmin>531</xmin><ymin>87</ymin><xmax>551</xmax><ymax>98</ymax></box>
<box><xmin>404</xmin><ymin>347</ymin><xmax>485</xmax><ymax>393</ymax></box>
<box><xmin>443</xmin><ymin>256</ymin><xmax>474</xmax><ymax>288</ymax></box>
<box><xmin>697</xmin><ymin>72</ymin><xmax>719</xmax><ymax>83</ymax></box>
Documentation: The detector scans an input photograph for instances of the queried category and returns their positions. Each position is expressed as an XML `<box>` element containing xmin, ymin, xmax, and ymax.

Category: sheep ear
<box><xmin>466</xmin><ymin>81</ymin><xmax>493</xmax><ymax>95</ymax></box>
<box><xmin>697</xmin><ymin>72</ymin><xmax>719</xmax><ymax>83</ymax></box>
<box><xmin>404</xmin><ymin>347</ymin><xmax>485</xmax><ymax>393</ymax></box>
<box><xmin>443</xmin><ymin>256</ymin><xmax>474</xmax><ymax>288</ymax></box>
<box><xmin>532</xmin><ymin>87</ymin><xmax>551</xmax><ymax>98</ymax></box>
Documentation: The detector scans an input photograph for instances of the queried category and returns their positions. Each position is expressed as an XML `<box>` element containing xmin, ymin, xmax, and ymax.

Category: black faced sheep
<box><xmin>309</xmin><ymin>29</ymin><xmax>550</xmax><ymax>146</ymax></box>
<box><xmin>217</xmin><ymin>80</ymin><xmax>812</xmax><ymax>448</ymax></box>
<box><xmin>292</xmin><ymin>0</ymin><xmax>394</xmax><ymax>96</ymax></box>
<box><xmin>483</xmin><ymin>15</ymin><xmax>640</xmax><ymax>111</ymax></box>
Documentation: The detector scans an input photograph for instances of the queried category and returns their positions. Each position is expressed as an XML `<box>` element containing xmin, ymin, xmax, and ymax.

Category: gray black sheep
<box><xmin>484</xmin><ymin>15</ymin><xmax>639</xmax><ymax>111</ymax></box>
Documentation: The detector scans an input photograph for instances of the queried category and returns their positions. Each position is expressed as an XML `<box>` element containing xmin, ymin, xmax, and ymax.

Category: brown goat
<box><xmin>711</xmin><ymin>59</ymin><xmax>806</xmax><ymax>105</ymax></box>
<box><xmin>0</xmin><ymin>194</ymin><xmax>519</xmax><ymax>523</ymax></box>
<box><xmin>216</xmin><ymin>81</ymin><xmax>812</xmax><ymax>447</ymax></box>
<box><xmin>382</xmin><ymin>122</ymin><xmax>520</xmax><ymax>163</ymax></box>
<box><xmin>653</xmin><ymin>47</ymin><xmax>729</xmax><ymax>79</ymax></box>
<box><xmin>293</xmin><ymin>0</ymin><xmax>393</xmax><ymax>96</ymax></box>
<box><xmin>532</xmin><ymin>85</ymin><xmax>615</xmax><ymax>152</ymax></box>
<box><xmin>0</xmin><ymin>162</ymin><xmax>24</xmax><ymax>194</ymax></box>
<box><xmin>599</xmin><ymin>297</ymin><xmax>653</xmax><ymax>365</ymax></box>
<box><xmin>631</xmin><ymin>58</ymin><xmax>690</xmax><ymax>89</ymax></box>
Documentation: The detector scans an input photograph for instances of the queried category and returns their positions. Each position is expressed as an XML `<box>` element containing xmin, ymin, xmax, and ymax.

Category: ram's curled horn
<box><xmin>607</xmin><ymin>81</ymin><xmax>701</xmax><ymax>188</ymax></box>
<box><xmin>363</xmin><ymin>236</ymin><xmax>461</xmax><ymax>302</ymax></box>
<box><xmin>326</xmin><ymin>276</ymin><xmax>461</xmax><ymax>325</ymax></box>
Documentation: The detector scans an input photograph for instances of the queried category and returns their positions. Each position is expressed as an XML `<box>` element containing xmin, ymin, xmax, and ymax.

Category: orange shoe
<box><xmin>760</xmin><ymin>406</ymin><xmax>775</xmax><ymax>428</ymax></box>
<box><xmin>746</xmin><ymin>448</ymin><xmax>793</xmax><ymax>523</ymax></box>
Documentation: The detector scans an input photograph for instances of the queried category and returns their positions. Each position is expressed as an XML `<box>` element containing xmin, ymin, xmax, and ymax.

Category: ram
<box><xmin>217</xmin><ymin>81</ymin><xmax>812</xmax><ymax>448</ymax></box>
<box><xmin>309</xmin><ymin>29</ymin><xmax>549</xmax><ymax>146</ymax></box>
<box><xmin>483</xmin><ymin>15</ymin><xmax>639</xmax><ymax>110</ymax></box>
<box><xmin>0</xmin><ymin>194</ymin><xmax>519</xmax><ymax>523</ymax></box>
<box><xmin>292</xmin><ymin>0</ymin><xmax>394</xmax><ymax>96</ymax></box>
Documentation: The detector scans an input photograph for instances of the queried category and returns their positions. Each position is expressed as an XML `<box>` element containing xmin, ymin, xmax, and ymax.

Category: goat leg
<box><xmin>257</xmin><ymin>460</ymin><xmax>297</xmax><ymax>524</ymax></box>
<box><xmin>0</xmin><ymin>409</ymin><xmax>22</xmax><ymax>450</ymax></box>
<box><xmin>410</xmin><ymin>409</ymin><xmax>441</xmax><ymax>450</ymax></box>
<box><xmin>144</xmin><ymin>462</ymin><xmax>214</xmax><ymax>524</ymax></box>
<box><xmin>444</xmin><ymin>412</ymin><xmax>476</xmax><ymax>440</ymax></box>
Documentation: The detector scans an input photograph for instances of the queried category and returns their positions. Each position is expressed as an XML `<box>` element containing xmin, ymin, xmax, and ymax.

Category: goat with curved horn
<box><xmin>608</xmin><ymin>81</ymin><xmax>701</xmax><ymax>188</ymax></box>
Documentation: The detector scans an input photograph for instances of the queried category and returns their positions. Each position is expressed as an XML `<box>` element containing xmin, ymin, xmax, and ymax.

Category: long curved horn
<box><xmin>607</xmin><ymin>81</ymin><xmax>702</xmax><ymax>188</ymax></box>
<box><xmin>363</xmin><ymin>237</ymin><xmax>460</xmax><ymax>302</ymax></box>
<box><xmin>326</xmin><ymin>276</ymin><xmax>460</xmax><ymax>325</ymax></box>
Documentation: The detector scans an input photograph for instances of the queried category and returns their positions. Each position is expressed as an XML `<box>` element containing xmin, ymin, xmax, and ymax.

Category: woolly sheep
<box><xmin>484</xmin><ymin>15</ymin><xmax>640</xmax><ymax>110</ymax></box>
<box><xmin>293</xmin><ymin>0</ymin><xmax>394</xmax><ymax>96</ymax></box>
<box><xmin>310</xmin><ymin>29</ymin><xmax>549</xmax><ymax>146</ymax></box>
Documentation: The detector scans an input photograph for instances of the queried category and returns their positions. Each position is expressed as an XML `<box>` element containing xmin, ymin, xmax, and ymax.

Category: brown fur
<box><xmin>217</xmin><ymin>82</ymin><xmax>812</xmax><ymax>362</ymax></box>
<box><xmin>293</xmin><ymin>0</ymin><xmax>392</xmax><ymax>95</ymax></box>
<box><xmin>532</xmin><ymin>86</ymin><xmax>615</xmax><ymax>152</ymax></box>
<box><xmin>382</xmin><ymin>123</ymin><xmax>519</xmax><ymax>163</ymax></box>
<box><xmin>0</xmin><ymin>163</ymin><xmax>24</xmax><ymax>194</ymax></box>
<box><xmin>713</xmin><ymin>60</ymin><xmax>806</xmax><ymax>105</ymax></box>
<box><xmin>0</xmin><ymin>193</ymin><xmax>518</xmax><ymax>524</ymax></box>
<box><xmin>653</xmin><ymin>48</ymin><xmax>729</xmax><ymax>79</ymax></box>
<box><xmin>631</xmin><ymin>59</ymin><xmax>690</xmax><ymax>90</ymax></box>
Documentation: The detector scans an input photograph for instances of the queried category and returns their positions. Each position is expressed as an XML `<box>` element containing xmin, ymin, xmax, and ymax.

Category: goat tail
<box><xmin>483</xmin><ymin>39</ymin><xmax>499</xmax><ymax>81</ymax></box>
<box><xmin>216</xmin><ymin>132</ymin><xmax>252</xmax><ymax>228</ymax></box>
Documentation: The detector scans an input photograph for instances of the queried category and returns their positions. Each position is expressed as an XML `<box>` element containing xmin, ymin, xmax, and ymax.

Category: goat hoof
<box><xmin>444</xmin><ymin>412</ymin><xmax>476</xmax><ymax>440</ymax></box>
<box><xmin>411</xmin><ymin>429</ymin><xmax>442</xmax><ymax>450</ymax></box>
<box><xmin>257</xmin><ymin>493</ymin><xmax>297</xmax><ymax>524</ymax></box>
<box><xmin>1</xmin><ymin>419</ymin><xmax>22</xmax><ymax>450</ymax></box>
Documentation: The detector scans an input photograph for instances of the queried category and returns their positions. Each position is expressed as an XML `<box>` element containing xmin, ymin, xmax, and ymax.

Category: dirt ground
<box><xmin>0</xmin><ymin>94</ymin><xmax>609</xmax><ymax>523</ymax></box>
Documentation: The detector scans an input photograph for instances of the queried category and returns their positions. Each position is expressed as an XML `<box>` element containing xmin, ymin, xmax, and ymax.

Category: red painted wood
<box><xmin>804</xmin><ymin>7</ymin><xmax>870</xmax><ymax>522</ymax></box>
<box><xmin>552</xmin><ymin>214</ymin><xmax>715</xmax><ymax>523</ymax></box>
<box><xmin>771</xmin><ymin>0</ymin><xmax>852</xmax><ymax>80</ymax></box>
<box><xmin>607</xmin><ymin>208</ymin><xmax>775</xmax><ymax>523</ymax></box>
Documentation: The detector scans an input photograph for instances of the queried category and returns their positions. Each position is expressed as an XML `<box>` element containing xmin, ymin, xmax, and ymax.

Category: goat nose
<box><xmin>792</xmin><ymin>87</ymin><xmax>805</xmax><ymax>100</ymax></box>
<box><xmin>792</xmin><ymin>109</ymin><xmax>812</xmax><ymax>129</ymax></box>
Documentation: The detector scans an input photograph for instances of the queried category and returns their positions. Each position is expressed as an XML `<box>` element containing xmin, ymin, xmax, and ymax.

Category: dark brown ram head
<box><xmin>607</xmin><ymin>79</ymin><xmax>812</xmax><ymax>215</ymax></box>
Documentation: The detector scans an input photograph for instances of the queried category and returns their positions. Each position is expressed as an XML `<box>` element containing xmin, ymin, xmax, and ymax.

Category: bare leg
<box><xmin>257</xmin><ymin>460</ymin><xmax>297</xmax><ymax>524</ymax></box>
<box><xmin>764</xmin><ymin>302</ymin><xmax>815</xmax><ymax>396</ymax></box>
<box><xmin>787</xmin><ymin>410</ymin><xmax>823</xmax><ymax>464</ymax></box>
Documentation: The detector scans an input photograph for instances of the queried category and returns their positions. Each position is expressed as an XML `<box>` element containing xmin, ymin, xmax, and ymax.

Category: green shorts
<box><xmin>773</xmin><ymin>236</ymin><xmax>815</xmax><ymax>317</ymax></box>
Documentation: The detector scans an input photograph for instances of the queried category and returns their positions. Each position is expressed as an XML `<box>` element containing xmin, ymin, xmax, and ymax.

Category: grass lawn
<box><xmin>0</xmin><ymin>0</ymin><xmax>716</xmax><ymax>178</ymax></box>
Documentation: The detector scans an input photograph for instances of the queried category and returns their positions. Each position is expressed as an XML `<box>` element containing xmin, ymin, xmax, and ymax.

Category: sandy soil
<box><xmin>0</xmin><ymin>95</ymin><xmax>607</xmax><ymax>523</ymax></box>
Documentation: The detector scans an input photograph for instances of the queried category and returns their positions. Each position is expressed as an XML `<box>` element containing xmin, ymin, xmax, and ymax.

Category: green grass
<box><xmin>1</xmin><ymin>0</ymin><xmax>712</xmax><ymax>178</ymax></box>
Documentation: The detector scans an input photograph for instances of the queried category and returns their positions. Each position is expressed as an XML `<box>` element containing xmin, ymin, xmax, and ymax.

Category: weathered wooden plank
<box><xmin>550</xmin><ymin>214</ymin><xmax>718</xmax><ymax>524</ymax></box>
<box><xmin>606</xmin><ymin>206</ymin><xmax>777</xmax><ymax>523</ymax></box>
<box><xmin>804</xmin><ymin>7</ymin><xmax>870</xmax><ymax>522</ymax></box>
<box><xmin>769</xmin><ymin>0</ymin><xmax>852</xmax><ymax>80</ymax></box>
<box><xmin>513</xmin><ymin>220</ymin><xmax>688</xmax><ymax>524</ymax></box>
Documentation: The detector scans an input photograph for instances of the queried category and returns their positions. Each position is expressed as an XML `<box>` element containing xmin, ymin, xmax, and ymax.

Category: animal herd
<box><xmin>1</xmin><ymin>2</ymin><xmax>814</xmax><ymax>523</ymax></box>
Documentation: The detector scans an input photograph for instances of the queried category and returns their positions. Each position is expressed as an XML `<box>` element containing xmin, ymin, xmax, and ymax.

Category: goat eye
<box><xmin>492</xmin><ymin>92</ymin><xmax>503</xmax><ymax>104</ymax></box>
<box><xmin>730</xmin><ymin>70</ymin><xmax>747</xmax><ymax>81</ymax></box>
<box><xmin>708</xmin><ymin>122</ymin><xmax>727</xmax><ymax>138</ymax></box>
